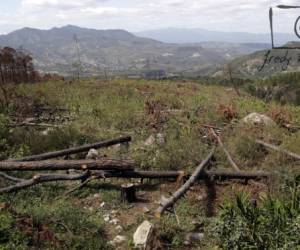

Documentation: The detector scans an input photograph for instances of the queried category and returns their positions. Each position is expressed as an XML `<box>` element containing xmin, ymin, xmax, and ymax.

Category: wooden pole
<box><xmin>155</xmin><ymin>148</ymin><xmax>215</xmax><ymax>218</ymax></box>
<box><xmin>0</xmin><ymin>159</ymin><xmax>134</xmax><ymax>171</ymax></box>
<box><xmin>12</xmin><ymin>136</ymin><xmax>132</xmax><ymax>162</ymax></box>
<box><xmin>101</xmin><ymin>170</ymin><xmax>269</xmax><ymax>180</ymax></box>
<box><xmin>0</xmin><ymin>172</ymin><xmax>91</xmax><ymax>194</ymax></box>
<box><xmin>210</xmin><ymin>128</ymin><xmax>240</xmax><ymax>172</ymax></box>
<box><xmin>256</xmin><ymin>139</ymin><xmax>300</xmax><ymax>161</ymax></box>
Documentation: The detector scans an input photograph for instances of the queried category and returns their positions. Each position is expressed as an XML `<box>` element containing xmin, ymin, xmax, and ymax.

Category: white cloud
<box><xmin>0</xmin><ymin>0</ymin><xmax>298</xmax><ymax>34</ymax></box>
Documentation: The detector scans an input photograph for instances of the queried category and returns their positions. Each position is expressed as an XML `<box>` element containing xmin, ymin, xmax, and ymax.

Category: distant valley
<box><xmin>0</xmin><ymin>25</ymin><xmax>271</xmax><ymax>77</ymax></box>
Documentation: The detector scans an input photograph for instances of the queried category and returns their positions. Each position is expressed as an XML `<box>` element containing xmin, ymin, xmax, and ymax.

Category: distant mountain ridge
<box><xmin>0</xmin><ymin>25</ymin><xmax>270</xmax><ymax>76</ymax></box>
<box><xmin>136</xmin><ymin>28</ymin><xmax>295</xmax><ymax>45</ymax></box>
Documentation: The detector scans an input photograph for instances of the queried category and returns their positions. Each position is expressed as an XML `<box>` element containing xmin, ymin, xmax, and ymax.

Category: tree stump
<box><xmin>120</xmin><ymin>184</ymin><xmax>137</xmax><ymax>203</ymax></box>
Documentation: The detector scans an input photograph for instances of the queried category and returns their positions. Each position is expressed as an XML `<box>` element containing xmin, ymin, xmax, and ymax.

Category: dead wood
<box><xmin>0</xmin><ymin>169</ymin><xmax>269</xmax><ymax>195</ymax></box>
<box><xmin>210</xmin><ymin>128</ymin><xmax>240</xmax><ymax>172</ymax></box>
<box><xmin>12</xmin><ymin>136</ymin><xmax>132</xmax><ymax>162</ymax></box>
<box><xmin>101</xmin><ymin>170</ymin><xmax>269</xmax><ymax>180</ymax></box>
<box><xmin>256</xmin><ymin>139</ymin><xmax>300</xmax><ymax>161</ymax></box>
<box><xmin>0</xmin><ymin>172</ymin><xmax>25</xmax><ymax>182</ymax></box>
<box><xmin>0</xmin><ymin>159</ymin><xmax>134</xmax><ymax>171</ymax></box>
<box><xmin>0</xmin><ymin>172</ymin><xmax>90</xmax><ymax>194</ymax></box>
<box><xmin>9</xmin><ymin>122</ymin><xmax>62</xmax><ymax>128</ymax></box>
<box><xmin>120</xmin><ymin>184</ymin><xmax>137</xmax><ymax>203</ymax></box>
<box><xmin>155</xmin><ymin>148</ymin><xmax>215</xmax><ymax>218</ymax></box>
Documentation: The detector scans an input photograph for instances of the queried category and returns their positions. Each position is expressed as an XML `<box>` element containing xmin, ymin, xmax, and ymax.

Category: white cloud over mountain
<box><xmin>0</xmin><ymin>0</ymin><xmax>299</xmax><ymax>34</ymax></box>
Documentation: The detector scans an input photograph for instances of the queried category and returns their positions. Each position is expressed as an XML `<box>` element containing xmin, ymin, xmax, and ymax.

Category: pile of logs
<box><xmin>1</xmin><ymin>132</ymin><xmax>298</xmax><ymax>218</ymax></box>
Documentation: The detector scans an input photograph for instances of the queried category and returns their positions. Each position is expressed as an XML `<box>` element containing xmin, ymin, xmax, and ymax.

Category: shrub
<box><xmin>214</xmin><ymin>180</ymin><xmax>300</xmax><ymax>250</ymax></box>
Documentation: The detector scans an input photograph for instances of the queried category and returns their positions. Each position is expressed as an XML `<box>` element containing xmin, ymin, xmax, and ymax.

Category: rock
<box><xmin>109</xmin><ymin>235</ymin><xmax>127</xmax><ymax>247</ymax></box>
<box><xmin>24</xmin><ymin>117</ymin><xmax>36</xmax><ymax>123</ymax></box>
<box><xmin>41</xmin><ymin>128</ymin><xmax>52</xmax><ymax>136</ymax></box>
<box><xmin>196</xmin><ymin>194</ymin><xmax>207</xmax><ymax>201</ymax></box>
<box><xmin>184</xmin><ymin>232</ymin><xmax>205</xmax><ymax>245</ymax></box>
<box><xmin>111</xmin><ymin>210</ymin><xmax>118</xmax><ymax>216</ymax></box>
<box><xmin>103</xmin><ymin>214</ymin><xmax>110</xmax><ymax>222</ymax></box>
<box><xmin>242</xmin><ymin>113</ymin><xmax>275</xmax><ymax>126</ymax></box>
<box><xmin>100</xmin><ymin>202</ymin><xmax>106</xmax><ymax>208</ymax></box>
<box><xmin>144</xmin><ymin>135</ymin><xmax>155</xmax><ymax>146</ymax></box>
<box><xmin>133</xmin><ymin>220</ymin><xmax>162</xmax><ymax>249</ymax></box>
<box><xmin>93</xmin><ymin>193</ymin><xmax>100</xmax><ymax>199</ymax></box>
<box><xmin>116</xmin><ymin>225</ymin><xmax>123</xmax><ymax>233</ymax></box>
<box><xmin>86</xmin><ymin>148</ymin><xmax>99</xmax><ymax>160</ymax></box>
<box><xmin>109</xmin><ymin>218</ymin><xmax>120</xmax><ymax>225</ymax></box>
<box><xmin>156</xmin><ymin>133</ymin><xmax>165</xmax><ymax>144</ymax></box>
<box><xmin>142</xmin><ymin>206</ymin><xmax>150</xmax><ymax>214</ymax></box>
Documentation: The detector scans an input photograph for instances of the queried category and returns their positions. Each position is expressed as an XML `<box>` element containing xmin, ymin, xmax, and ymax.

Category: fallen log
<box><xmin>210</xmin><ymin>128</ymin><xmax>240</xmax><ymax>172</ymax></box>
<box><xmin>0</xmin><ymin>172</ymin><xmax>25</xmax><ymax>182</ymax></box>
<box><xmin>0</xmin><ymin>159</ymin><xmax>134</xmax><ymax>171</ymax></box>
<box><xmin>0</xmin><ymin>169</ymin><xmax>270</xmax><ymax>195</ymax></box>
<box><xmin>9</xmin><ymin>122</ymin><xmax>62</xmax><ymax>128</ymax></box>
<box><xmin>0</xmin><ymin>172</ymin><xmax>90</xmax><ymax>194</ymax></box>
<box><xmin>256</xmin><ymin>139</ymin><xmax>300</xmax><ymax>161</ymax></box>
<box><xmin>12</xmin><ymin>136</ymin><xmax>132</xmax><ymax>162</ymax></box>
<box><xmin>155</xmin><ymin>148</ymin><xmax>215</xmax><ymax>218</ymax></box>
<box><xmin>101</xmin><ymin>170</ymin><xmax>270</xmax><ymax>180</ymax></box>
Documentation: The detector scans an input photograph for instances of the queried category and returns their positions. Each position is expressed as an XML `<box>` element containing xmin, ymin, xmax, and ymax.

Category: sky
<box><xmin>0</xmin><ymin>0</ymin><xmax>299</xmax><ymax>34</ymax></box>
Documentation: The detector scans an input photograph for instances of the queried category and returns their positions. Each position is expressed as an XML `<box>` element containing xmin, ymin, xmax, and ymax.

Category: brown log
<box><xmin>102</xmin><ymin>170</ymin><xmax>270</xmax><ymax>180</ymax></box>
<box><xmin>0</xmin><ymin>170</ymin><xmax>270</xmax><ymax>195</ymax></box>
<box><xmin>0</xmin><ymin>172</ymin><xmax>90</xmax><ymax>194</ymax></box>
<box><xmin>155</xmin><ymin>148</ymin><xmax>215</xmax><ymax>218</ymax></box>
<box><xmin>256</xmin><ymin>139</ymin><xmax>300</xmax><ymax>161</ymax></box>
<box><xmin>0</xmin><ymin>159</ymin><xmax>134</xmax><ymax>171</ymax></box>
<box><xmin>12</xmin><ymin>136</ymin><xmax>132</xmax><ymax>162</ymax></box>
<box><xmin>0</xmin><ymin>172</ymin><xmax>25</xmax><ymax>182</ymax></box>
<box><xmin>210</xmin><ymin>128</ymin><xmax>240</xmax><ymax>172</ymax></box>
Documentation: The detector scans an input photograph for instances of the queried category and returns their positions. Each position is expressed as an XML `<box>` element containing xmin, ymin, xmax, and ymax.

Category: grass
<box><xmin>0</xmin><ymin>78</ymin><xmax>299</xmax><ymax>249</ymax></box>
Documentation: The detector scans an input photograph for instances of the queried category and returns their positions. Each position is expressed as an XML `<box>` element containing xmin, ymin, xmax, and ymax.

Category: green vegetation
<box><xmin>247</xmin><ymin>72</ymin><xmax>300</xmax><ymax>105</ymax></box>
<box><xmin>0</xmin><ymin>78</ymin><xmax>299</xmax><ymax>249</ymax></box>
<box><xmin>214</xmin><ymin>178</ymin><xmax>300</xmax><ymax>250</ymax></box>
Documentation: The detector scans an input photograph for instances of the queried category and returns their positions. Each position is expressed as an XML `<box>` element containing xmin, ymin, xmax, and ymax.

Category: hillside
<box><xmin>227</xmin><ymin>42</ymin><xmax>300</xmax><ymax>78</ymax></box>
<box><xmin>0</xmin><ymin>25</ymin><xmax>267</xmax><ymax>76</ymax></box>
<box><xmin>0</xmin><ymin>78</ymin><xmax>299</xmax><ymax>249</ymax></box>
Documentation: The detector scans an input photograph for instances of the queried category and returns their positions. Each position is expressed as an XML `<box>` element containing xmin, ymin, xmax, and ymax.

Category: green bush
<box><xmin>214</xmin><ymin>181</ymin><xmax>300</xmax><ymax>250</ymax></box>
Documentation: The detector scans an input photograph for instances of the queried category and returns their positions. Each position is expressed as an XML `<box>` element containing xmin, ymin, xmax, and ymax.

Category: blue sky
<box><xmin>0</xmin><ymin>0</ymin><xmax>298</xmax><ymax>34</ymax></box>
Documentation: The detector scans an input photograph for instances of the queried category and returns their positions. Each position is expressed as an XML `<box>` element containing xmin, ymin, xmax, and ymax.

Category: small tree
<box><xmin>224</xmin><ymin>64</ymin><xmax>241</xmax><ymax>96</ymax></box>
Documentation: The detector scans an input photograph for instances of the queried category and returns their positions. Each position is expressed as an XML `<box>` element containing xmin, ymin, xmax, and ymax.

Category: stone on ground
<box><xmin>242</xmin><ymin>113</ymin><xmax>275</xmax><ymax>126</ymax></box>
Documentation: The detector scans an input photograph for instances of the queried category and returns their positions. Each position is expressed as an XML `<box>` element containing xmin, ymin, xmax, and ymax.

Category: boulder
<box><xmin>242</xmin><ymin>113</ymin><xmax>275</xmax><ymax>126</ymax></box>
<box><xmin>133</xmin><ymin>220</ymin><xmax>162</xmax><ymax>249</ymax></box>
<box><xmin>86</xmin><ymin>148</ymin><xmax>99</xmax><ymax>160</ymax></box>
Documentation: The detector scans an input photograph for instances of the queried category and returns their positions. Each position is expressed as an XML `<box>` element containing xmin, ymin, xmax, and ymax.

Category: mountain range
<box><xmin>0</xmin><ymin>25</ymin><xmax>271</xmax><ymax>76</ymax></box>
<box><xmin>136</xmin><ymin>28</ymin><xmax>295</xmax><ymax>45</ymax></box>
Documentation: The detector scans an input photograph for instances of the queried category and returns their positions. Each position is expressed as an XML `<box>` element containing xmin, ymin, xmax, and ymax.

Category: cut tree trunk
<box><xmin>0</xmin><ymin>159</ymin><xmax>134</xmax><ymax>171</ymax></box>
<box><xmin>12</xmin><ymin>136</ymin><xmax>132</xmax><ymax>162</ymax></box>
<box><xmin>0</xmin><ymin>172</ymin><xmax>91</xmax><ymax>194</ymax></box>
<box><xmin>101</xmin><ymin>170</ymin><xmax>270</xmax><ymax>180</ymax></box>
<box><xmin>256</xmin><ymin>139</ymin><xmax>300</xmax><ymax>161</ymax></box>
<box><xmin>210</xmin><ymin>128</ymin><xmax>240</xmax><ymax>172</ymax></box>
<box><xmin>155</xmin><ymin>148</ymin><xmax>215</xmax><ymax>218</ymax></box>
<box><xmin>120</xmin><ymin>184</ymin><xmax>137</xmax><ymax>203</ymax></box>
